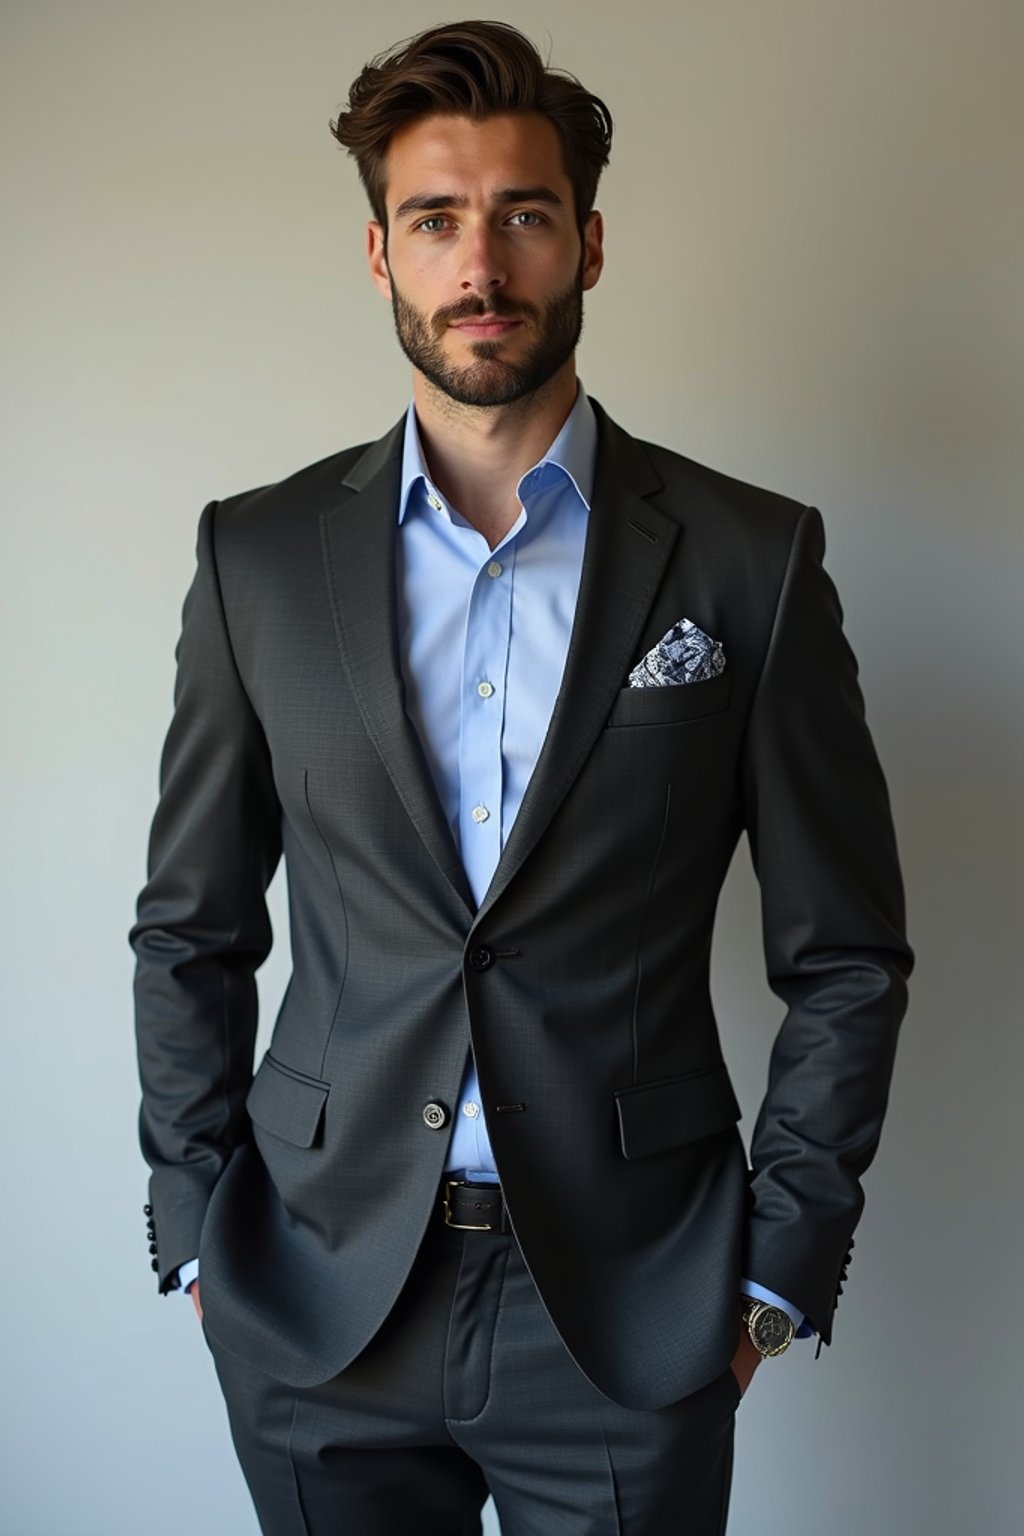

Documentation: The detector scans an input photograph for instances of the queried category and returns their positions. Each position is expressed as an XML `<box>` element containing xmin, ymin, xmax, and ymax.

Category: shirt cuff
<box><xmin>740</xmin><ymin>1277</ymin><xmax>814</xmax><ymax>1338</ymax></box>
<box><xmin>175</xmin><ymin>1258</ymin><xmax>200</xmax><ymax>1295</ymax></box>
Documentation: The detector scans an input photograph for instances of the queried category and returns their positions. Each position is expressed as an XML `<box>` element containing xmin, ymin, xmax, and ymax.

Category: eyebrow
<box><xmin>393</xmin><ymin>186</ymin><xmax>564</xmax><ymax>220</ymax></box>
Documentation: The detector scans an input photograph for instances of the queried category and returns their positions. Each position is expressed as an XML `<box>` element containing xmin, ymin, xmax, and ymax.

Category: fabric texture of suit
<box><xmin>131</xmin><ymin>399</ymin><xmax>911</xmax><ymax>1411</ymax></box>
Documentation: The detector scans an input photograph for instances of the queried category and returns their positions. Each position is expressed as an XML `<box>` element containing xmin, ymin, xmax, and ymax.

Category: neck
<box><xmin>411</xmin><ymin>362</ymin><xmax>579</xmax><ymax>549</ymax></box>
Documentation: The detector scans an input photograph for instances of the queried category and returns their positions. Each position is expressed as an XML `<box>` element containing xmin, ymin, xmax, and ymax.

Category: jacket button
<box><xmin>468</xmin><ymin>945</ymin><xmax>494</xmax><ymax>972</ymax></box>
<box><xmin>422</xmin><ymin>1101</ymin><xmax>449</xmax><ymax>1130</ymax></box>
<box><xmin>150</xmin><ymin>1259</ymin><xmax>159</xmax><ymax>1272</ymax></box>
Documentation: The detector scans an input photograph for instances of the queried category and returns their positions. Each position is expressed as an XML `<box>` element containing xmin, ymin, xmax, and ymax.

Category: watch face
<box><xmin>752</xmin><ymin>1306</ymin><xmax>794</xmax><ymax>1355</ymax></box>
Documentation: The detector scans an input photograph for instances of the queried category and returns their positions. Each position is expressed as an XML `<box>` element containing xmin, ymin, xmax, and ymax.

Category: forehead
<box><xmin>383</xmin><ymin>112</ymin><xmax>570</xmax><ymax>211</ymax></box>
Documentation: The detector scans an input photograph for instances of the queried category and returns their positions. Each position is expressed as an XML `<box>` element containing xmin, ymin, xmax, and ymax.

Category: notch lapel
<box><xmin>320</xmin><ymin>422</ymin><xmax>474</xmax><ymax>915</ymax></box>
<box><xmin>475</xmin><ymin>409</ymin><xmax>678</xmax><ymax>923</ymax></box>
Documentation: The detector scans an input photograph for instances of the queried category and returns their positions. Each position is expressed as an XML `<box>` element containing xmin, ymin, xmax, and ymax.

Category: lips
<box><xmin>451</xmin><ymin>318</ymin><xmax>523</xmax><ymax>338</ymax></box>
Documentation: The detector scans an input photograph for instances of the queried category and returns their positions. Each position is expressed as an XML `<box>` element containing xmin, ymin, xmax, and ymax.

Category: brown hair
<box><xmin>330</xmin><ymin>21</ymin><xmax>612</xmax><ymax>233</ymax></box>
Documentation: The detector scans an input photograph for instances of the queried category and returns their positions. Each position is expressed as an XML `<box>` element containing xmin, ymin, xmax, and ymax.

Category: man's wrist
<box><xmin>739</xmin><ymin>1278</ymin><xmax>809</xmax><ymax>1336</ymax></box>
<box><xmin>740</xmin><ymin>1296</ymin><xmax>796</xmax><ymax>1358</ymax></box>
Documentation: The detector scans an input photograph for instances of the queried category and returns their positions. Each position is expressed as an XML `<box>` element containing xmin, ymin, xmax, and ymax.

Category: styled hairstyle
<box><xmin>330</xmin><ymin>21</ymin><xmax>612</xmax><ymax>233</ymax></box>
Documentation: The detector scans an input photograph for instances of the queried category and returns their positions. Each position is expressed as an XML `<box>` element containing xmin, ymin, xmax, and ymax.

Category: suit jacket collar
<box><xmin>320</xmin><ymin>399</ymin><xmax>679</xmax><ymax>924</ymax></box>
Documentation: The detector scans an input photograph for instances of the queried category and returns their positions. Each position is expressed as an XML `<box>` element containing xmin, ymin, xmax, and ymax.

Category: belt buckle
<box><xmin>443</xmin><ymin>1177</ymin><xmax>500</xmax><ymax>1231</ymax></box>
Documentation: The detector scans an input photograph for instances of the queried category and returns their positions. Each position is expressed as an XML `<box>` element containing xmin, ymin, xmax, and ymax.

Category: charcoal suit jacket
<box><xmin>131</xmin><ymin>399</ymin><xmax>912</xmax><ymax>1411</ymax></box>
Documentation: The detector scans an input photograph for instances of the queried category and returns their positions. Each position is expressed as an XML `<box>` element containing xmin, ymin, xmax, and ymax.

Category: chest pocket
<box><xmin>606</xmin><ymin>670</ymin><xmax>731</xmax><ymax>728</ymax></box>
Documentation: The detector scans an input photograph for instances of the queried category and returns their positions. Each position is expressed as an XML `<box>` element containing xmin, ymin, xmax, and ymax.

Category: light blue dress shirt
<box><xmin>397</xmin><ymin>388</ymin><xmax>594</xmax><ymax>1178</ymax></box>
<box><xmin>180</xmin><ymin>385</ymin><xmax>807</xmax><ymax>1337</ymax></box>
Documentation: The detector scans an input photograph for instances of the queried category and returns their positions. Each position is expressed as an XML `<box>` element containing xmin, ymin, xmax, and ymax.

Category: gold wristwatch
<box><xmin>741</xmin><ymin>1296</ymin><xmax>795</xmax><ymax>1358</ymax></box>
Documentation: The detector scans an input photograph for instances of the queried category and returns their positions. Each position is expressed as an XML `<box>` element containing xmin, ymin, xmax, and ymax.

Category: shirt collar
<box><xmin>397</xmin><ymin>384</ymin><xmax>597</xmax><ymax>525</ymax></box>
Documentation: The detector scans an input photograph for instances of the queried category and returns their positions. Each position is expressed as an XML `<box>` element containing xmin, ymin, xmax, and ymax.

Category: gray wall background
<box><xmin>2</xmin><ymin>1</ymin><xmax>1021</xmax><ymax>1531</ymax></box>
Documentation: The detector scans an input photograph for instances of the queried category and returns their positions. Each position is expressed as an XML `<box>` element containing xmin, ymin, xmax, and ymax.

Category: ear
<box><xmin>581</xmin><ymin>210</ymin><xmax>604</xmax><ymax>292</ymax></box>
<box><xmin>367</xmin><ymin>221</ymin><xmax>392</xmax><ymax>300</ymax></box>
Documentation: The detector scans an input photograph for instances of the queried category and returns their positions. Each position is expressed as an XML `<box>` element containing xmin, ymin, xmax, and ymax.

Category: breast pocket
<box><xmin>606</xmin><ymin>670</ymin><xmax>731</xmax><ymax>728</ymax></box>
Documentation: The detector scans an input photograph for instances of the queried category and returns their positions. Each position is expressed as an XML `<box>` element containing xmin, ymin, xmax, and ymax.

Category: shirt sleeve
<box><xmin>174</xmin><ymin>1258</ymin><xmax>200</xmax><ymax>1295</ymax></box>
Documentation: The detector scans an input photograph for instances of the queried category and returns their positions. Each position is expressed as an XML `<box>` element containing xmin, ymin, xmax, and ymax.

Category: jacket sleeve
<box><xmin>130</xmin><ymin>501</ymin><xmax>282</xmax><ymax>1291</ymax></box>
<box><xmin>740</xmin><ymin>505</ymin><xmax>913</xmax><ymax>1343</ymax></box>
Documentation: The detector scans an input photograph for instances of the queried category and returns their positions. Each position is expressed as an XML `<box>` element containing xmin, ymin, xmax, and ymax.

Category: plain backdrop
<box><xmin>2</xmin><ymin>2</ymin><xmax>1021</xmax><ymax>1532</ymax></box>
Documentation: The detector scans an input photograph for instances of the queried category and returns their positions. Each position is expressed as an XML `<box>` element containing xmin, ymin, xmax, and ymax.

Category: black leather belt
<box><xmin>442</xmin><ymin>1178</ymin><xmax>511</xmax><ymax>1233</ymax></box>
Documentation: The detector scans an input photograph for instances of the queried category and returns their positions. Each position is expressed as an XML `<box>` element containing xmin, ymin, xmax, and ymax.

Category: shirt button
<box><xmin>477</xmin><ymin>681</ymin><xmax>494</xmax><ymax>699</ymax></box>
<box><xmin>462</xmin><ymin>1101</ymin><xmax>481</xmax><ymax>1119</ymax></box>
<box><xmin>486</xmin><ymin>561</ymin><xmax>503</xmax><ymax>578</ymax></box>
<box><xmin>427</xmin><ymin>493</ymin><xmax>443</xmax><ymax>512</ymax></box>
<box><xmin>471</xmin><ymin>804</ymin><xmax>490</xmax><ymax>824</ymax></box>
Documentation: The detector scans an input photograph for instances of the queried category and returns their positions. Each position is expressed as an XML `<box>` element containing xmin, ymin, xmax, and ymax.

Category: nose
<box><xmin>459</xmin><ymin>223</ymin><xmax>506</xmax><ymax>295</ymax></box>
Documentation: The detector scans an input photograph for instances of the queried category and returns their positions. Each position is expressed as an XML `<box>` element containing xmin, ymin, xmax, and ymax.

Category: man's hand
<box><xmin>729</xmin><ymin>1317</ymin><xmax>761</xmax><ymax>1397</ymax></box>
<box><xmin>188</xmin><ymin>1281</ymin><xmax>203</xmax><ymax>1322</ymax></box>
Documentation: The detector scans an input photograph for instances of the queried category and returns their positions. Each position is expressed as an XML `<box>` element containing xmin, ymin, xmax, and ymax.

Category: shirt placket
<box><xmin>448</xmin><ymin>531</ymin><xmax>519</xmax><ymax>1175</ymax></box>
<box><xmin>457</xmin><ymin>540</ymin><xmax>517</xmax><ymax>907</ymax></box>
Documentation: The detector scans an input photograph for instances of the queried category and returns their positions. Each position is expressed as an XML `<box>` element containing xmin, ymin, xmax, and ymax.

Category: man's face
<box><xmin>367</xmin><ymin>112</ymin><xmax>604</xmax><ymax>407</ymax></box>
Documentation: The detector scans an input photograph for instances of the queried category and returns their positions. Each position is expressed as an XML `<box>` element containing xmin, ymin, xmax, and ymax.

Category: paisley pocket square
<box><xmin>627</xmin><ymin>618</ymin><xmax>726</xmax><ymax>687</ymax></box>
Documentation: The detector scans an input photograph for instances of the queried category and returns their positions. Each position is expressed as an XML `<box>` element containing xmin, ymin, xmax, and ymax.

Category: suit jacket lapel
<box><xmin>476</xmin><ymin>405</ymin><xmax>678</xmax><ymax>922</ymax></box>
<box><xmin>320</xmin><ymin>420</ymin><xmax>475</xmax><ymax>915</ymax></box>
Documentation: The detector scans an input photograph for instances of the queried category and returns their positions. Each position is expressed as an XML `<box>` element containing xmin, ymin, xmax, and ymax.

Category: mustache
<box><xmin>432</xmin><ymin>294</ymin><xmax>539</xmax><ymax>329</ymax></box>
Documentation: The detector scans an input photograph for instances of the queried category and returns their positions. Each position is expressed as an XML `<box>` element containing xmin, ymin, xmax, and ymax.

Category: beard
<box><xmin>388</xmin><ymin>266</ymin><xmax>584</xmax><ymax>408</ymax></box>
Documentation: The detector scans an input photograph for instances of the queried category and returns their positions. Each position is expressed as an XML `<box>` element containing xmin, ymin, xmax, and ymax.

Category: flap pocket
<box><xmin>246</xmin><ymin>1053</ymin><xmax>329</xmax><ymax>1148</ymax></box>
<box><xmin>607</xmin><ymin>671</ymin><xmax>731</xmax><ymax>728</ymax></box>
<box><xmin>614</xmin><ymin>1062</ymin><xmax>740</xmax><ymax>1160</ymax></box>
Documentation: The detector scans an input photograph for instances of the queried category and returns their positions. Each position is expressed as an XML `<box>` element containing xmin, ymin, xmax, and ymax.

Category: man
<box><xmin>132</xmin><ymin>20</ymin><xmax>912</xmax><ymax>1534</ymax></box>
